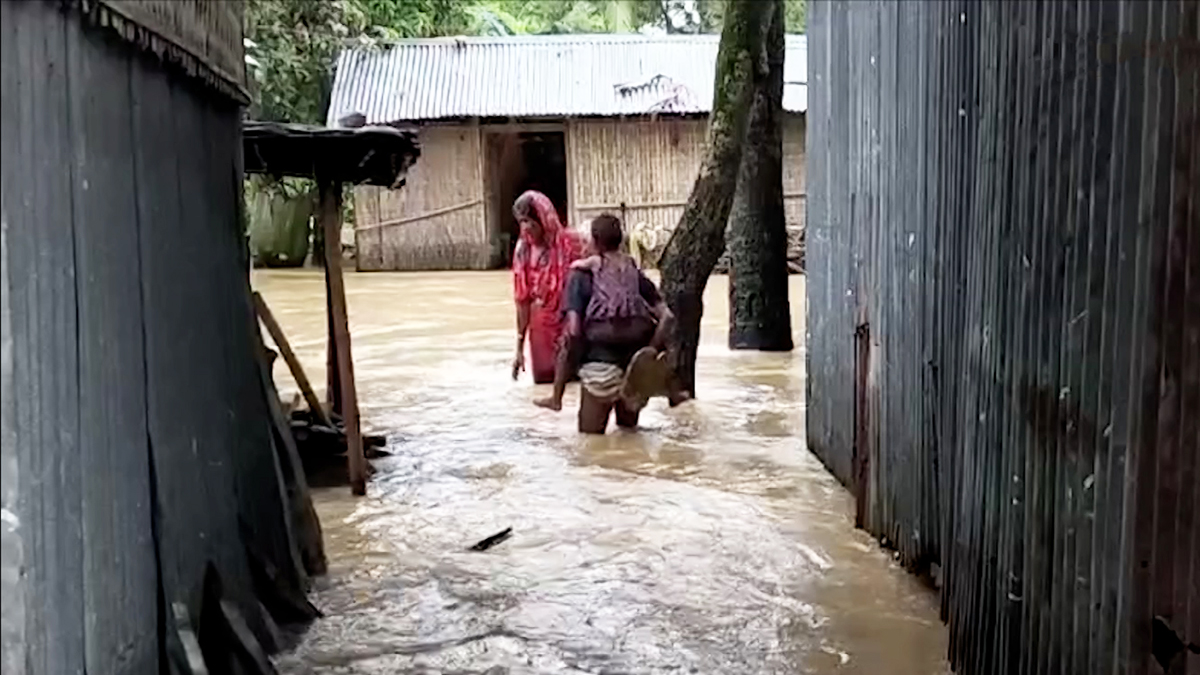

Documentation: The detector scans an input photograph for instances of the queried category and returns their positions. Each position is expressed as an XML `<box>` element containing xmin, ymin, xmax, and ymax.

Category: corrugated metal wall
<box><xmin>568</xmin><ymin>116</ymin><xmax>807</xmax><ymax>250</ymax></box>
<box><xmin>806</xmin><ymin>1</ymin><xmax>1199</xmax><ymax>673</ymax></box>
<box><xmin>1</xmin><ymin>2</ymin><xmax>300</xmax><ymax>672</ymax></box>
<box><xmin>354</xmin><ymin>125</ymin><xmax>488</xmax><ymax>271</ymax></box>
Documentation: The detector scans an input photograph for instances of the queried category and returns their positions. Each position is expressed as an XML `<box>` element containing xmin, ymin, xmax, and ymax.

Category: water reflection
<box><xmin>254</xmin><ymin>270</ymin><xmax>947</xmax><ymax>674</ymax></box>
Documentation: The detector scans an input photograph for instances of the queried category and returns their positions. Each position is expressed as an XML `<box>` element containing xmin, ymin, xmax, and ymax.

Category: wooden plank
<box><xmin>253</xmin><ymin>328</ymin><xmax>321</xmax><ymax>582</ymax></box>
<box><xmin>252</xmin><ymin>291</ymin><xmax>333</xmax><ymax>429</ymax></box>
<box><xmin>354</xmin><ymin>198</ymin><xmax>483</xmax><ymax>232</ymax></box>
<box><xmin>320</xmin><ymin>180</ymin><xmax>367</xmax><ymax>496</ymax></box>
<box><xmin>264</xmin><ymin>362</ymin><xmax>326</xmax><ymax>579</ymax></box>
<box><xmin>219</xmin><ymin>600</ymin><xmax>279</xmax><ymax>675</ymax></box>
<box><xmin>168</xmin><ymin>602</ymin><xmax>209</xmax><ymax>675</ymax></box>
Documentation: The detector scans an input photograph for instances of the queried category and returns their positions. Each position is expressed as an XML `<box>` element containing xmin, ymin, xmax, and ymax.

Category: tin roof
<box><xmin>326</xmin><ymin>34</ymin><xmax>807</xmax><ymax>125</ymax></box>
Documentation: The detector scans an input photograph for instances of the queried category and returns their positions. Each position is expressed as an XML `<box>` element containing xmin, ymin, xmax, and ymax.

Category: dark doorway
<box><xmin>484</xmin><ymin>130</ymin><xmax>568</xmax><ymax>268</ymax></box>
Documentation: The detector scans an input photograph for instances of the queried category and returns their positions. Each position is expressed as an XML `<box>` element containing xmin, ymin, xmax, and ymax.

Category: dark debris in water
<box><xmin>469</xmin><ymin>527</ymin><xmax>513</xmax><ymax>552</ymax></box>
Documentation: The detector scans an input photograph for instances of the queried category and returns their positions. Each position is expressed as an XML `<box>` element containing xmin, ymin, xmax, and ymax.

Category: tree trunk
<box><xmin>658</xmin><ymin>0</ymin><xmax>773</xmax><ymax>395</ymax></box>
<box><xmin>727</xmin><ymin>0</ymin><xmax>793</xmax><ymax>351</ymax></box>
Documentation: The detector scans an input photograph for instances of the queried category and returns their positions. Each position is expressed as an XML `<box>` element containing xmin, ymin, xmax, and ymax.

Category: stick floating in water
<box><xmin>469</xmin><ymin>527</ymin><xmax>513</xmax><ymax>552</ymax></box>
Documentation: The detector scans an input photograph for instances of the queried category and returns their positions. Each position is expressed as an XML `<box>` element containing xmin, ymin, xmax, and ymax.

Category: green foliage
<box><xmin>246</xmin><ymin>0</ymin><xmax>361</xmax><ymax>124</ymax></box>
<box><xmin>243</xmin><ymin>0</ymin><xmax>802</xmax><ymax>258</ymax></box>
<box><xmin>354</xmin><ymin>0</ymin><xmax>474</xmax><ymax>38</ymax></box>
<box><xmin>785</xmin><ymin>0</ymin><xmax>807</xmax><ymax>33</ymax></box>
<box><xmin>678</xmin><ymin>0</ymin><xmax>806</xmax><ymax>35</ymax></box>
<box><xmin>454</xmin><ymin>1</ymin><xmax>642</xmax><ymax>37</ymax></box>
<box><xmin>246</xmin><ymin>176</ymin><xmax>316</xmax><ymax>267</ymax></box>
<box><xmin>244</xmin><ymin>0</ymin><xmax>805</xmax><ymax>125</ymax></box>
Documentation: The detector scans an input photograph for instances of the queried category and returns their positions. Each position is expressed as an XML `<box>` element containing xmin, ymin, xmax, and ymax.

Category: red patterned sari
<box><xmin>512</xmin><ymin>191</ymin><xmax>583</xmax><ymax>383</ymax></box>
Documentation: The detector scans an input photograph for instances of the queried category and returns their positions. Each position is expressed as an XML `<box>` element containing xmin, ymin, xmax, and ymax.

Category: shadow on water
<box><xmin>254</xmin><ymin>270</ymin><xmax>949</xmax><ymax>675</ymax></box>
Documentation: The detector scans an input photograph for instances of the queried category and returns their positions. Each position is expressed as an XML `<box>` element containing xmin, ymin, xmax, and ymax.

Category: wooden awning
<box><xmin>244</xmin><ymin>121</ymin><xmax>421</xmax><ymax>497</ymax></box>
<box><xmin>243</xmin><ymin>121</ymin><xmax>421</xmax><ymax>189</ymax></box>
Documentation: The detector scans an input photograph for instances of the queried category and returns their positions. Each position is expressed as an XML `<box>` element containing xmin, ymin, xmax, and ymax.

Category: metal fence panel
<box><xmin>806</xmin><ymin>1</ymin><xmax>1199</xmax><ymax>672</ymax></box>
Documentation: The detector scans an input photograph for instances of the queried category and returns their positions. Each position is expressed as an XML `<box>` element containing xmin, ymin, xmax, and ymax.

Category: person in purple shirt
<box><xmin>535</xmin><ymin>214</ymin><xmax>690</xmax><ymax>433</ymax></box>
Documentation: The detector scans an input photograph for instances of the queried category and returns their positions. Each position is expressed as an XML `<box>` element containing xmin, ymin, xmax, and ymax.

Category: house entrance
<box><xmin>484</xmin><ymin>129</ymin><xmax>568</xmax><ymax>268</ymax></box>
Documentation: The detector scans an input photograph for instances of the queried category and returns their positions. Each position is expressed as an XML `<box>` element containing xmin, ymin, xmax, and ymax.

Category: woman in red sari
<box><xmin>511</xmin><ymin>190</ymin><xmax>584</xmax><ymax>384</ymax></box>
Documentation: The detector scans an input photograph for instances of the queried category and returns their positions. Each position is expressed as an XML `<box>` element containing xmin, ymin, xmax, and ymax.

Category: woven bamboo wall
<box><xmin>354</xmin><ymin>116</ymin><xmax>807</xmax><ymax>271</ymax></box>
<box><xmin>782</xmin><ymin>115</ymin><xmax>807</xmax><ymax>236</ymax></box>
<box><xmin>354</xmin><ymin>125</ymin><xmax>487</xmax><ymax>271</ymax></box>
<box><xmin>567</xmin><ymin>116</ymin><xmax>807</xmax><ymax>249</ymax></box>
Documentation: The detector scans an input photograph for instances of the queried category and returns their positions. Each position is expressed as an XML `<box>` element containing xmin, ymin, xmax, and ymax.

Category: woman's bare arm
<box><xmin>513</xmin><ymin>300</ymin><xmax>531</xmax><ymax>379</ymax></box>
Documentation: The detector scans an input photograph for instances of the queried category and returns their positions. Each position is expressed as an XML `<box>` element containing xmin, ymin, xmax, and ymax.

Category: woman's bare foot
<box><xmin>534</xmin><ymin>396</ymin><xmax>563</xmax><ymax>411</ymax></box>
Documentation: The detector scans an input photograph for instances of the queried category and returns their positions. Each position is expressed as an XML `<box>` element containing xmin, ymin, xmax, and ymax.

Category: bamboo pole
<box><xmin>354</xmin><ymin>198</ymin><xmax>483</xmax><ymax>232</ymax></box>
<box><xmin>252</xmin><ymin>291</ymin><xmax>333</xmax><ymax>429</ymax></box>
<box><xmin>574</xmin><ymin>192</ymin><xmax>805</xmax><ymax>212</ymax></box>
<box><xmin>319</xmin><ymin>180</ymin><xmax>366</xmax><ymax>496</ymax></box>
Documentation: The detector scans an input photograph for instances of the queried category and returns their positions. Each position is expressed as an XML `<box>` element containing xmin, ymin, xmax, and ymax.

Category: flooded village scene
<box><xmin>256</xmin><ymin>270</ymin><xmax>946</xmax><ymax>674</ymax></box>
<box><xmin>2</xmin><ymin>2</ymin><xmax>1195</xmax><ymax>675</ymax></box>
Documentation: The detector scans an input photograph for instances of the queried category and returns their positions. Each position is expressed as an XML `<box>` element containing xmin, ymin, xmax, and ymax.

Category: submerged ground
<box><xmin>254</xmin><ymin>270</ymin><xmax>948</xmax><ymax>675</ymax></box>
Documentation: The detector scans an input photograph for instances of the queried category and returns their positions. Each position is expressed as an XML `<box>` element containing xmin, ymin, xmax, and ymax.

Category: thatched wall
<box><xmin>354</xmin><ymin>125</ymin><xmax>487</xmax><ymax>271</ymax></box>
<box><xmin>570</xmin><ymin>116</ymin><xmax>806</xmax><ymax>267</ymax></box>
<box><xmin>352</xmin><ymin>116</ymin><xmax>806</xmax><ymax>271</ymax></box>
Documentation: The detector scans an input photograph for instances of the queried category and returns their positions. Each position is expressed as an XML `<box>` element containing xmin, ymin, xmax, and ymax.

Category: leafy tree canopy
<box><xmin>245</xmin><ymin>0</ymin><xmax>805</xmax><ymax>125</ymax></box>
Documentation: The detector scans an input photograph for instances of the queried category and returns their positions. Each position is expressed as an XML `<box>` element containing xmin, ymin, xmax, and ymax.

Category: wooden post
<box><xmin>324</xmin><ymin>274</ymin><xmax>342</xmax><ymax>417</ymax></box>
<box><xmin>319</xmin><ymin>179</ymin><xmax>366</xmax><ymax>496</ymax></box>
<box><xmin>252</xmin><ymin>292</ymin><xmax>334</xmax><ymax>429</ymax></box>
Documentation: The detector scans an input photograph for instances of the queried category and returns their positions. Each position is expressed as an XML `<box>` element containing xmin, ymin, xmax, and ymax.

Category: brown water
<box><xmin>253</xmin><ymin>270</ymin><xmax>948</xmax><ymax>675</ymax></box>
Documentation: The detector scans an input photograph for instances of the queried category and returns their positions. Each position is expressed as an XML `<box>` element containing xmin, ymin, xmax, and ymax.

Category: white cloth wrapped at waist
<box><xmin>577</xmin><ymin>348</ymin><xmax>663</xmax><ymax>411</ymax></box>
<box><xmin>578</xmin><ymin>362</ymin><xmax>625</xmax><ymax>401</ymax></box>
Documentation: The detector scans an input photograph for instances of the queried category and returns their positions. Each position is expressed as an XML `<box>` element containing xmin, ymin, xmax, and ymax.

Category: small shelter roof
<box><xmin>243</xmin><ymin>121</ymin><xmax>420</xmax><ymax>188</ymax></box>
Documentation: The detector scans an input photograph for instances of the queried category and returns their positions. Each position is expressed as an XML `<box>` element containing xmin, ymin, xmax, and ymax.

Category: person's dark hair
<box><xmin>590</xmin><ymin>213</ymin><xmax>623</xmax><ymax>252</ymax></box>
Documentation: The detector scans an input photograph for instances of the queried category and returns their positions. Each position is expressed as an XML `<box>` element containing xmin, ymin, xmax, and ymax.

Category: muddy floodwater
<box><xmin>253</xmin><ymin>270</ymin><xmax>948</xmax><ymax>675</ymax></box>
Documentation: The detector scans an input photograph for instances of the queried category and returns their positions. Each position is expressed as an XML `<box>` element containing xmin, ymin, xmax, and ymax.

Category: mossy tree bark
<box><xmin>727</xmin><ymin>0</ymin><xmax>793</xmax><ymax>351</ymax></box>
<box><xmin>658</xmin><ymin>0</ymin><xmax>774</xmax><ymax>394</ymax></box>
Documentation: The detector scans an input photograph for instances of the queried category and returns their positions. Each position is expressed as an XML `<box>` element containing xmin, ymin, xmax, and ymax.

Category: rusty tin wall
<box><xmin>806</xmin><ymin>1</ymin><xmax>1198</xmax><ymax>673</ymax></box>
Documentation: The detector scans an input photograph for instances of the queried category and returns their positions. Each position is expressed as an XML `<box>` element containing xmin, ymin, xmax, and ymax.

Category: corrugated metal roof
<box><xmin>326</xmin><ymin>34</ymin><xmax>808</xmax><ymax>125</ymax></box>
